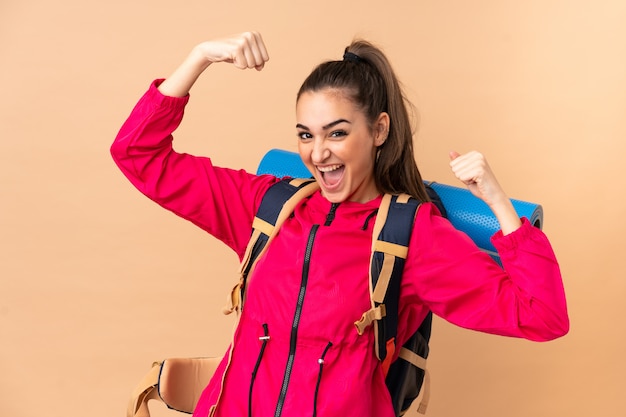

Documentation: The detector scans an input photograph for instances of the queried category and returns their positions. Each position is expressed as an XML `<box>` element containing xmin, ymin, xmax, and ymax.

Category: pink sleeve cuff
<box><xmin>145</xmin><ymin>78</ymin><xmax>191</xmax><ymax>108</ymax></box>
<box><xmin>491</xmin><ymin>217</ymin><xmax>535</xmax><ymax>252</ymax></box>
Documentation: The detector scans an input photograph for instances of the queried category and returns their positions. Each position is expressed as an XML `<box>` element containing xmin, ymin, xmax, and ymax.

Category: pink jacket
<box><xmin>111</xmin><ymin>80</ymin><xmax>569</xmax><ymax>417</ymax></box>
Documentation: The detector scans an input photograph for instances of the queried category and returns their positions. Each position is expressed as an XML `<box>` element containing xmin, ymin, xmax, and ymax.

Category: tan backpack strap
<box><xmin>369</xmin><ymin>193</ymin><xmax>393</xmax><ymax>304</ymax></box>
<box><xmin>370</xmin><ymin>194</ymin><xmax>393</xmax><ymax>254</ymax></box>
<box><xmin>398</xmin><ymin>346</ymin><xmax>427</xmax><ymax>370</ymax></box>
<box><xmin>398</xmin><ymin>347</ymin><xmax>430</xmax><ymax>414</ymax></box>
<box><xmin>370</xmin><ymin>252</ymin><xmax>397</xmax><ymax>303</ymax></box>
<box><xmin>127</xmin><ymin>361</ymin><xmax>162</xmax><ymax>417</ymax></box>
<box><xmin>222</xmin><ymin>281</ymin><xmax>243</xmax><ymax>315</ymax></box>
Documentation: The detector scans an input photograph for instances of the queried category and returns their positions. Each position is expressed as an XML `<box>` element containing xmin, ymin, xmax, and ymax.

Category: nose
<box><xmin>311</xmin><ymin>138</ymin><xmax>330</xmax><ymax>164</ymax></box>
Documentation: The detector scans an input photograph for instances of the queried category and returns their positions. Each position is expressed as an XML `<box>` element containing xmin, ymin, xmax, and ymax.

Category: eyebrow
<box><xmin>296</xmin><ymin>119</ymin><xmax>351</xmax><ymax>131</ymax></box>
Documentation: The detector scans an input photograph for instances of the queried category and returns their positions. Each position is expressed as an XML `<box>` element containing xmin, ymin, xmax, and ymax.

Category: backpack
<box><xmin>128</xmin><ymin>178</ymin><xmax>447</xmax><ymax>417</ymax></box>
<box><xmin>228</xmin><ymin>178</ymin><xmax>448</xmax><ymax>416</ymax></box>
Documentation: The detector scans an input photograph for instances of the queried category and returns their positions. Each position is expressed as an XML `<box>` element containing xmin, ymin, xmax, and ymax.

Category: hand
<box><xmin>194</xmin><ymin>31</ymin><xmax>269</xmax><ymax>70</ymax></box>
<box><xmin>449</xmin><ymin>150</ymin><xmax>505</xmax><ymax>207</ymax></box>
<box><xmin>449</xmin><ymin>150</ymin><xmax>521</xmax><ymax>235</ymax></box>
<box><xmin>158</xmin><ymin>31</ymin><xmax>269</xmax><ymax>97</ymax></box>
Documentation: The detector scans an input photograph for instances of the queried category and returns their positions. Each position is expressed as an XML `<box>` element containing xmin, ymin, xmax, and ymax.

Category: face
<box><xmin>296</xmin><ymin>89</ymin><xmax>388</xmax><ymax>203</ymax></box>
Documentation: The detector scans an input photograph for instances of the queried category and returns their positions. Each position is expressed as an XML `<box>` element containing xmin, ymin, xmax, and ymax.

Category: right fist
<box><xmin>197</xmin><ymin>31</ymin><xmax>269</xmax><ymax>70</ymax></box>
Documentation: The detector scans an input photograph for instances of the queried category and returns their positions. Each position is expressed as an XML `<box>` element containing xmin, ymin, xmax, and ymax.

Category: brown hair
<box><xmin>296</xmin><ymin>39</ymin><xmax>430</xmax><ymax>202</ymax></box>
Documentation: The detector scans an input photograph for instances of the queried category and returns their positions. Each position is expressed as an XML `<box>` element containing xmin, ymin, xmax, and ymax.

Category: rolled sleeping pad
<box><xmin>256</xmin><ymin>148</ymin><xmax>543</xmax><ymax>264</ymax></box>
<box><xmin>257</xmin><ymin>148</ymin><xmax>314</xmax><ymax>179</ymax></box>
<box><xmin>426</xmin><ymin>182</ymin><xmax>543</xmax><ymax>262</ymax></box>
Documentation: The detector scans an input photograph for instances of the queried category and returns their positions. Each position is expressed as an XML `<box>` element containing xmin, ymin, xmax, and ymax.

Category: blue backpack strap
<box><xmin>224</xmin><ymin>178</ymin><xmax>319</xmax><ymax>315</ymax></box>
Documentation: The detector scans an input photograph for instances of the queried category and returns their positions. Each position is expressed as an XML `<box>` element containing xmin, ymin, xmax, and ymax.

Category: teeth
<box><xmin>317</xmin><ymin>164</ymin><xmax>342</xmax><ymax>173</ymax></box>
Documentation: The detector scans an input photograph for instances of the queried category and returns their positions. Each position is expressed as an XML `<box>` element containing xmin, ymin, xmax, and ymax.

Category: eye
<box><xmin>297</xmin><ymin>131</ymin><xmax>313</xmax><ymax>141</ymax></box>
<box><xmin>330</xmin><ymin>130</ymin><xmax>347</xmax><ymax>138</ymax></box>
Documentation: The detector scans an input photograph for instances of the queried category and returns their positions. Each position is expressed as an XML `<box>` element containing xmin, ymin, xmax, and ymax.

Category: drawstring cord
<box><xmin>249</xmin><ymin>323</ymin><xmax>270</xmax><ymax>417</ymax></box>
<box><xmin>312</xmin><ymin>342</ymin><xmax>333</xmax><ymax>417</ymax></box>
<box><xmin>362</xmin><ymin>209</ymin><xmax>378</xmax><ymax>230</ymax></box>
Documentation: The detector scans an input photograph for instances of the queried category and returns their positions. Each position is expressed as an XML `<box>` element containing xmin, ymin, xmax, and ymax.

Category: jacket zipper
<box><xmin>274</xmin><ymin>224</ymin><xmax>319</xmax><ymax>417</ymax></box>
<box><xmin>325</xmin><ymin>203</ymin><xmax>339</xmax><ymax>226</ymax></box>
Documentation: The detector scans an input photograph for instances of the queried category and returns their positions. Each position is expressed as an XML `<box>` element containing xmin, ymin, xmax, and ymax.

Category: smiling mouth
<box><xmin>317</xmin><ymin>164</ymin><xmax>344</xmax><ymax>186</ymax></box>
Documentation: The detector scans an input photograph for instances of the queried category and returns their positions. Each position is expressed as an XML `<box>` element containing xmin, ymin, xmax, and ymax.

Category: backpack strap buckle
<box><xmin>354</xmin><ymin>304</ymin><xmax>387</xmax><ymax>335</ymax></box>
<box><xmin>223</xmin><ymin>280</ymin><xmax>243</xmax><ymax>315</ymax></box>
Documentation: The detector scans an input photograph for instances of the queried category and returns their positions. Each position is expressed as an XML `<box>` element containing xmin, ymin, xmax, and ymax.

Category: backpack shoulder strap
<box><xmin>354</xmin><ymin>193</ymin><xmax>433</xmax><ymax>416</ymax></box>
<box><xmin>224</xmin><ymin>178</ymin><xmax>319</xmax><ymax>315</ymax></box>
<box><xmin>354</xmin><ymin>191</ymin><xmax>445</xmax><ymax>416</ymax></box>
<box><xmin>354</xmin><ymin>193</ymin><xmax>420</xmax><ymax>364</ymax></box>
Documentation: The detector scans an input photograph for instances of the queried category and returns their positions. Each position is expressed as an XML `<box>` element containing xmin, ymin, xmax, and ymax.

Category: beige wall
<box><xmin>1</xmin><ymin>1</ymin><xmax>624</xmax><ymax>416</ymax></box>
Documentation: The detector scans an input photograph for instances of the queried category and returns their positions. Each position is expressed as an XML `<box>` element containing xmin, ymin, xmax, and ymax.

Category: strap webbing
<box><xmin>398</xmin><ymin>346</ymin><xmax>427</xmax><ymax>370</ymax></box>
<box><xmin>372</xmin><ymin>252</ymin><xmax>396</xmax><ymax>303</ymax></box>
<box><xmin>127</xmin><ymin>361</ymin><xmax>161</xmax><ymax>417</ymax></box>
<box><xmin>370</xmin><ymin>194</ymin><xmax>392</xmax><ymax>253</ymax></box>
<box><xmin>374</xmin><ymin>241</ymin><xmax>409</xmax><ymax>259</ymax></box>
<box><xmin>398</xmin><ymin>347</ymin><xmax>430</xmax><ymax>415</ymax></box>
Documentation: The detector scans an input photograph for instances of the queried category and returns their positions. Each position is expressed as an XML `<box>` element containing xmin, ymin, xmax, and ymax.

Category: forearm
<box><xmin>488</xmin><ymin>193</ymin><xmax>523</xmax><ymax>235</ymax></box>
<box><xmin>158</xmin><ymin>46</ymin><xmax>212</xmax><ymax>97</ymax></box>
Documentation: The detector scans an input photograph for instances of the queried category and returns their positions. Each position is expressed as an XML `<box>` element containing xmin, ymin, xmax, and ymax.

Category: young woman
<box><xmin>111</xmin><ymin>31</ymin><xmax>569</xmax><ymax>417</ymax></box>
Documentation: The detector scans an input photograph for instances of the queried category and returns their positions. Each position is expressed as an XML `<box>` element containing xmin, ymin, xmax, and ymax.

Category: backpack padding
<box><xmin>127</xmin><ymin>361</ymin><xmax>161</xmax><ymax>417</ymax></box>
<box><xmin>157</xmin><ymin>357</ymin><xmax>222</xmax><ymax>414</ymax></box>
<box><xmin>127</xmin><ymin>357</ymin><xmax>222</xmax><ymax>417</ymax></box>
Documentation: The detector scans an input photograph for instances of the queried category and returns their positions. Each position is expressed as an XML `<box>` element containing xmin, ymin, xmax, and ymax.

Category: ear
<box><xmin>373</xmin><ymin>112</ymin><xmax>390</xmax><ymax>147</ymax></box>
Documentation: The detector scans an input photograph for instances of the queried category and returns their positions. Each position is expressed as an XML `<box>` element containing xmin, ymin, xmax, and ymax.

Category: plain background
<box><xmin>1</xmin><ymin>1</ymin><xmax>624</xmax><ymax>416</ymax></box>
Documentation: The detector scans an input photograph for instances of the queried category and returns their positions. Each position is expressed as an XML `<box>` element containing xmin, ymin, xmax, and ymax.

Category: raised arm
<box><xmin>110</xmin><ymin>32</ymin><xmax>273</xmax><ymax>256</ymax></box>
<box><xmin>412</xmin><ymin>151</ymin><xmax>569</xmax><ymax>341</ymax></box>
<box><xmin>158</xmin><ymin>31</ymin><xmax>270</xmax><ymax>97</ymax></box>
